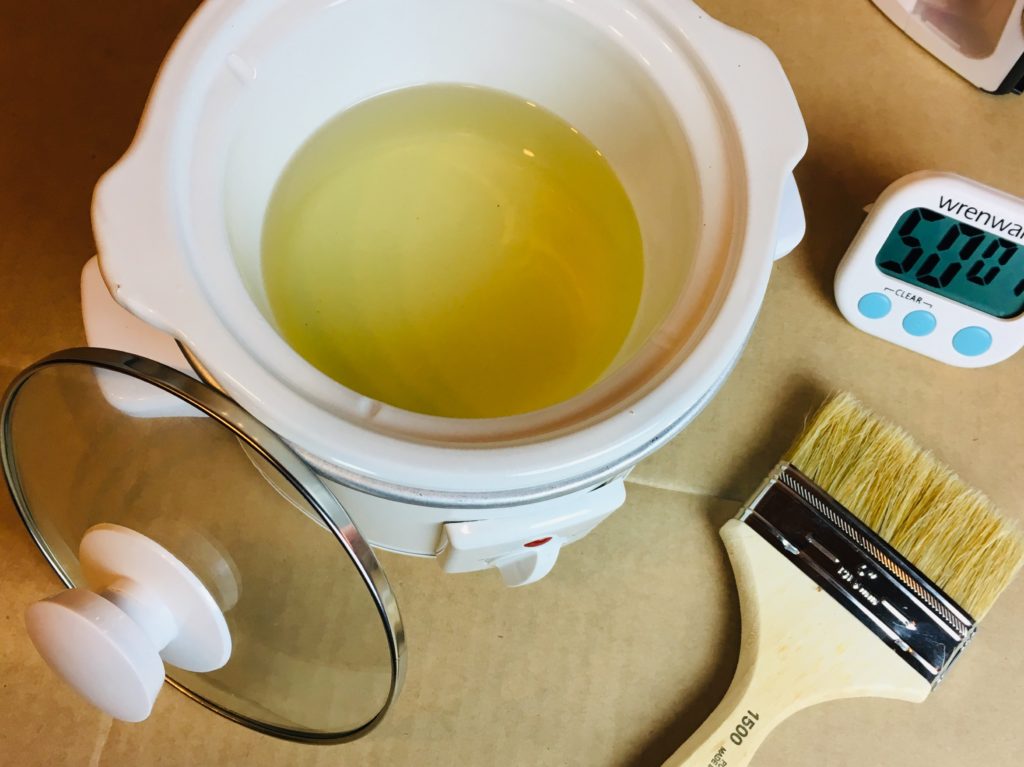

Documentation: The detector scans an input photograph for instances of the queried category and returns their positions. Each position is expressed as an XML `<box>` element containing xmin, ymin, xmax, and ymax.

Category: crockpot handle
<box><xmin>92</xmin><ymin>145</ymin><xmax>207</xmax><ymax>343</ymax></box>
<box><xmin>81</xmin><ymin>256</ymin><xmax>202</xmax><ymax>417</ymax></box>
<box><xmin>25</xmin><ymin>524</ymin><xmax>232</xmax><ymax>722</ymax></box>
<box><xmin>653</xmin><ymin>0</ymin><xmax>809</xmax><ymax>257</ymax></box>
<box><xmin>774</xmin><ymin>174</ymin><xmax>805</xmax><ymax>260</ymax></box>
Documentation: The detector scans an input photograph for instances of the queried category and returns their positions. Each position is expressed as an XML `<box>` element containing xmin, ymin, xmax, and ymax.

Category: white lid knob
<box><xmin>25</xmin><ymin>524</ymin><xmax>232</xmax><ymax>722</ymax></box>
<box><xmin>26</xmin><ymin>589</ymin><xmax>166</xmax><ymax>722</ymax></box>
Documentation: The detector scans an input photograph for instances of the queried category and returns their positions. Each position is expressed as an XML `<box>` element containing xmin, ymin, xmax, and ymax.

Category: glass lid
<box><xmin>0</xmin><ymin>349</ymin><xmax>405</xmax><ymax>742</ymax></box>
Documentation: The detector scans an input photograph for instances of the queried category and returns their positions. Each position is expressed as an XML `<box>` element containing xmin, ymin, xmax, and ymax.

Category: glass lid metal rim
<box><xmin>0</xmin><ymin>347</ymin><xmax>406</xmax><ymax>744</ymax></box>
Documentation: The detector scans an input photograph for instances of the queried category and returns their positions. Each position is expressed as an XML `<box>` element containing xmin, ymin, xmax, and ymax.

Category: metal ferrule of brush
<box><xmin>738</xmin><ymin>462</ymin><xmax>977</xmax><ymax>687</ymax></box>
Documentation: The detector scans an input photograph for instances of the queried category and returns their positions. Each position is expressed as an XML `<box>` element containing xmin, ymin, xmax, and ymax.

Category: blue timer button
<box><xmin>902</xmin><ymin>310</ymin><xmax>937</xmax><ymax>337</ymax></box>
<box><xmin>952</xmin><ymin>326</ymin><xmax>992</xmax><ymax>357</ymax></box>
<box><xmin>858</xmin><ymin>292</ymin><xmax>891</xmax><ymax>319</ymax></box>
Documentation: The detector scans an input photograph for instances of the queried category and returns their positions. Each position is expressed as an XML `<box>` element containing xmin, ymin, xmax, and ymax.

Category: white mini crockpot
<box><xmin>86</xmin><ymin>0</ymin><xmax>806</xmax><ymax>582</ymax></box>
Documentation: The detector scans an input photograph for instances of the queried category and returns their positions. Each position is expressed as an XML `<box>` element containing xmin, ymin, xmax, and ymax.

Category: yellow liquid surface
<box><xmin>262</xmin><ymin>85</ymin><xmax>644</xmax><ymax>418</ymax></box>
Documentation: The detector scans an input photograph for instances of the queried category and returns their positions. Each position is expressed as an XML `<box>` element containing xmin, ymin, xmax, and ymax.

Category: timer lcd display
<box><xmin>875</xmin><ymin>207</ymin><xmax>1024</xmax><ymax>318</ymax></box>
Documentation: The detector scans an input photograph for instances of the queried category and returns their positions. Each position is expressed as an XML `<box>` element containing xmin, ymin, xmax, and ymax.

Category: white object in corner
<box><xmin>25</xmin><ymin>524</ymin><xmax>232</xmax><ymax>722</ymax></box>
<box><xmin>872</xmin><ymin>0</ymin><xmax>1024</xmax><ymax>93</ymax></box>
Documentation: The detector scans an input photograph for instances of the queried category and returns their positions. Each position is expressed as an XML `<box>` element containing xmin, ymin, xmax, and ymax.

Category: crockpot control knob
<box><xmin>493</xmin><ymin>537</ymin><xmax>563</xmax><ymax>587</ymax></box>
<box><xmin>25</xmin><ymin>524</ymin><xmax>232</xmax><ymax>722</ymax></box>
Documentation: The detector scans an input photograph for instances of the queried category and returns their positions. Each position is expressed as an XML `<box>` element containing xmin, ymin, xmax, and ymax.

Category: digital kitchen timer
<box><xmin>836</xmin><ymin>171</ymin><xmax>1024</xmax><ymax>367</ymax></box>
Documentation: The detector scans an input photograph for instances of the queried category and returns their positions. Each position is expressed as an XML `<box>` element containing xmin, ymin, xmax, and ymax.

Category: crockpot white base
<box><xmin>328</xmin><ymin>476</ymin><xmax>628</xmax><ymax>585</ymax></box>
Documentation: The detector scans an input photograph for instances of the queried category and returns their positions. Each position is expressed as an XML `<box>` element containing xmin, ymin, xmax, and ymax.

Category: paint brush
<box><xmin>664</xmin><ymin>392</ymin><xmax>1024</xmax><ymax>767</ymax></box>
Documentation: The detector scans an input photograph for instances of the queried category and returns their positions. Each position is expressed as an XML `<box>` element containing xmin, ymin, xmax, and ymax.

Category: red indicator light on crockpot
<box><xmin>523</xmin><ymin>537</ymin><xmax>552</xmax><ymax>548</ymax></box>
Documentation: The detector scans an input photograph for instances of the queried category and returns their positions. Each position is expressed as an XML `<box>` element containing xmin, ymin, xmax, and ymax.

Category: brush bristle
<box><xmin>785</xmin><ymin>392</ymin><xmax>1024</xmax><ymax>619</ymax></box>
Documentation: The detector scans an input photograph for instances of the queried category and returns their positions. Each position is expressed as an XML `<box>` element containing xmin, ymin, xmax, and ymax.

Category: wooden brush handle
<box><xmin>663</xmin><ymin>520</ymin><xmax>931</xmax><ymax>767</ymax></box>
